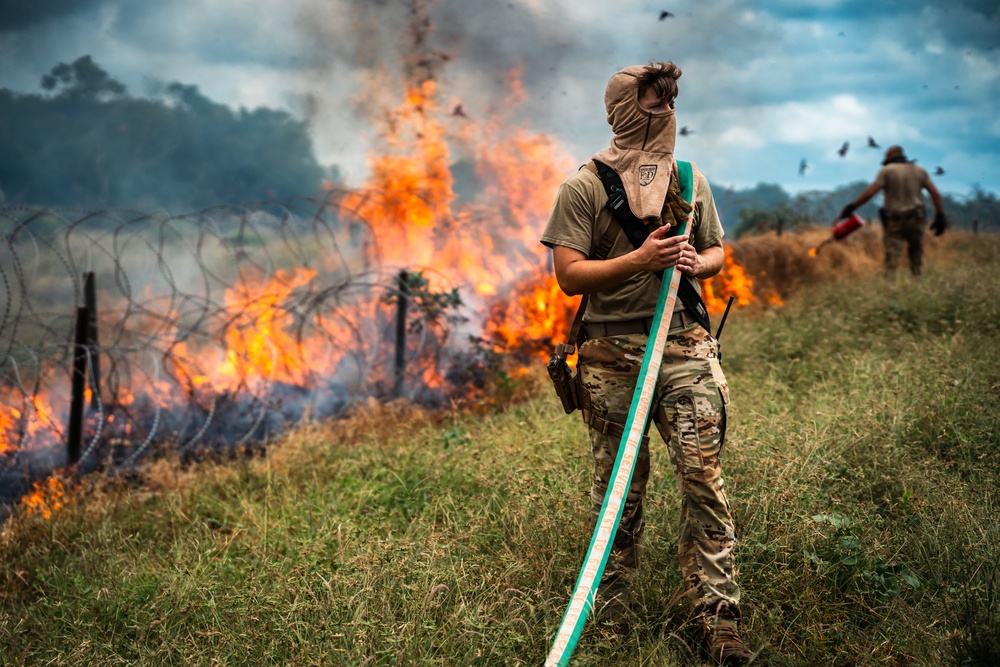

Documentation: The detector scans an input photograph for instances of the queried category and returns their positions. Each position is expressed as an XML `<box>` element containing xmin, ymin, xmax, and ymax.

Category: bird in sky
<box><xmin>838</xmin><ymin>141</ymin><xmax>849</xmax><ymax>157</ymax></box>
<box><xmin>799</xmin><ymin>158</ymin><xmax>809</xmax><ymax>176</ymax></box>
<box><xmin>868</xmin><ymin>136</ymin><xmax>880</xmax><ymax>148</ymax></box>
<box><xmin>451</xmin><ymin>104</ymin><xmax>466</xmax><ymax>118</ymax></box>
<box><xmin>659</xmin><ymin>10</ymin><xmax>674</xmax><ymax>20</ymax></box>
<box><xmin>679</xmin><ymin>126</ymin><xmax>694</xmax><ymax>136</ymax></box>
<box><xmin>935</xmin><ymin>166</ymin><xmax>945</xmax><ymax>175</ymax></box>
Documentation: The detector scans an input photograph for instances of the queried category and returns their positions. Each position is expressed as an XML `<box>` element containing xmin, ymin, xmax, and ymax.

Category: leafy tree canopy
<box><xmin>0</xmin><ymin>55</ymin><xmax>331</xmax><ymax>212</ymax></box>
<box><xmin>40</xmin><ymin>55</ymin><xmax>127</xmax><ymax>100</ymax></box>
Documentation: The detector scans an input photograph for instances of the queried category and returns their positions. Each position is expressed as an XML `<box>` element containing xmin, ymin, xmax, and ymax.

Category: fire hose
<box><xmin>544</xmin><ymin>162</ymin><xmax>698</xmax><ymax>667</ymax></box>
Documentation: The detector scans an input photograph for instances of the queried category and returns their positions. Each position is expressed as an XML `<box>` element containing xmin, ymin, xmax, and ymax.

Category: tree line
<box><xmin>0</xmin><ymin>55</ymin><xmax>331</xmax><ymax>213</ymax></box>
<box><xmin>2</xmin><ymin>54</ymin><xmax>997</xmax><ymax>234</ymax></box>
<box><xmin>717</xmin><ymin>180</ymin><xmax>1000</xmax><ymax>240</ymax></box>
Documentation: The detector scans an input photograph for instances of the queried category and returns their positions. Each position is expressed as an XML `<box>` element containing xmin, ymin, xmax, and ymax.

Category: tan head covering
<box><xmin>593</xmin><ymin>65</ymin><xmax>677</xmax><ymax>221</ymax></box>
<box><xmin>882</xmin><ymin>145</ymin><xmax>907</xmax><ymax>165</ymax></box>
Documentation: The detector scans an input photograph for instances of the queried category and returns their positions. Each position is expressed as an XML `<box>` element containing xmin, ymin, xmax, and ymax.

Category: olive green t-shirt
<box><xmin>540</xmin><ymin>165</ymin><xmax>724</xmax><ymax>323</ymax></box>
<box><xmin>875</xmin><ymin>162</ymin><xmax>931</xmax><ymax>212</ymax></box>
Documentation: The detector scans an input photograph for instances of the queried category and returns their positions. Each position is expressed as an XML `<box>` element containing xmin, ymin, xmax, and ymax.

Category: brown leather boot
<box><xmin>703</xmin><ymin>603</ymin><xmax>752</xmax><ymax>665</ymax></box>
<box><xmin>595</xmin><ymin>577</ymin><xmax>634</xmax><ymax>635</ymax></box>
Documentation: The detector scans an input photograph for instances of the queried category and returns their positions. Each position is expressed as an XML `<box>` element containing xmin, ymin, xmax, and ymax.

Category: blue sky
<box><xmin>1</xmin><ymin>0</ymin><xmax>997</xmax><ymax>198</ymax></box>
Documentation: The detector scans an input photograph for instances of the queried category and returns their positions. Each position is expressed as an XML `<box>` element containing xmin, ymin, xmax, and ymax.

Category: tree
<box><xmin>733</xmin><ymin>201</ymin><xmax>810</xmax><ymax>239</ymax></box>
<box><xmin>40</xmin><ymin>55</ymin><xmax>127</xmax><ymax>100</ymax></box>
<box><xmin>0</xmin><ymin>56</ymin><xmax>328</xmax><ymax>211</ymax></box>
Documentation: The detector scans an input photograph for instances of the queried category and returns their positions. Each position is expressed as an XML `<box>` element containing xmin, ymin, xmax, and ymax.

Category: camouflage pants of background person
<box><xmin>882</xmin><ymin>206</ymin><xmax>927</xmax><ymax>276</ymax></box>
<box><xmin>577</xmin><ymin>321</ymin><xmax>741</xmax><ymax>621</ymax></box>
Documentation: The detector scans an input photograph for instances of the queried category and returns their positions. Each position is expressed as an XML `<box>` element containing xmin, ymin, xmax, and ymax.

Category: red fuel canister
<box><xmin>832</xmin><ymin>212</ymin><xmax>865</xmax><ymax>239</ymax></box>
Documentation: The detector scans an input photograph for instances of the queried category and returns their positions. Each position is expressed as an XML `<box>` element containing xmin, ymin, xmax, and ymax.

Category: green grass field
<box><xmin>2</xmin><ymin>231</ymin><xmax>999</xmax><ymax>666</ymax></box>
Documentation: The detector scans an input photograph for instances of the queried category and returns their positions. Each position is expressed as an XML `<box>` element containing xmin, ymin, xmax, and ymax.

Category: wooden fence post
<box><xmin>394</xmin><ymin>270</ymin><xmax>408</xmax><ymax>397</ymax></box>
<box><xmin>84</xmin><ymin>272</ymin><xmax>101</xmax><ymax>408</ymax></box>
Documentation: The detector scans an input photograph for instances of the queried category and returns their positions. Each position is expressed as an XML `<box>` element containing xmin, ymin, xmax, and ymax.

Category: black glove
<box><xmin>931</xmin><ymin>211</ymin><xmax>948</xmax><ymax>236</ymax></box>
<box><xmin>838</xmin><ymin>203</ymin><xmax>856</xmax><ymax>221</ymax></box>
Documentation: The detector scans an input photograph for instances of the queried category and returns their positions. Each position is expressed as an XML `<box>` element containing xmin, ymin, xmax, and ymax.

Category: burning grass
<box><xmin>1</xmin><ymin>231</ymin><xmax>999</xmax><ymax>666</ymax></box>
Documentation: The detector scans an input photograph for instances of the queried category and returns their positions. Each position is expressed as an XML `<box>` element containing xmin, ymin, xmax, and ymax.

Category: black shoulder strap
<box><xmin>566</xmin><ymin>207</ymin><xmax>621</xmax><ymax>349</ymax></box>
<box><xmin>592</xmin><ymin>159</ymin><xmax>712</xmax><ymax>333</ymax></box>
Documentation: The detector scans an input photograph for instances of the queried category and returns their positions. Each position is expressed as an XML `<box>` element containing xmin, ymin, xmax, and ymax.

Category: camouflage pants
<box><xmin>578</xmin><ymin>321</ymin><xmax>740</xmax><ymax>617</ymax></box>
<box><xmin>882</xmin><ymin>207</ymin><xmax>927</xmax><ymax>276</ymax></box>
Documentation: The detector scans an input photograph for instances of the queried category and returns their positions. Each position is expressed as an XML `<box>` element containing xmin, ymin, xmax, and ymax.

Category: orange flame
<box><xmin>700</xmin><ymin>247</ymin><xmax>777</xmax><ymax>313</ymax></box>
<box><xmin>341</xmin><ymin>80</ymin><xmax>455</xmax><ymax>275</ymax></box>
<box><xmin>0</xmin><ymin>378</ymin><xmax>65</xmax><ymax>462</ymax></box>
<box><xmin>483</xmin><ymin>272</ymin><xmax>581</xmax><ymax>357</ymax></box>
<box><xmin>169</xmin><ymin>266</ymin><xmax>377</xmax><ymax>397</ymax></box>
<box><xmin>0</xmin><ymin>405</ymin><xmax>17</xmax><ymax>456</ymax></box>
<box><xmin>217</xmin><ymin>268</ymin><xmax>320</xmax><ymax>390</ymax></box>
<box><xmin>21</xmin><ymin>475</ymin><xmax>66</xmax><ymax>520</ymax></box>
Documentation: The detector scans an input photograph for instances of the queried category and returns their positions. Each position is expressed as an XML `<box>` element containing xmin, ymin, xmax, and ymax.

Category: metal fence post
<box><xmin>68</xmin><ymin>305</ymin><xmax>89</xmax><ymax>465</ymax></box>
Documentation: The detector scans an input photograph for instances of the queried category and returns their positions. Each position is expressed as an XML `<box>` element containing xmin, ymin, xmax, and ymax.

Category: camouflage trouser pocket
<box><xmin>674</xmin><ymin>393</ymin><xmax>703</xmax><ymax>474</ymax></box>
<box><xmin>709</xmin><ymin>357</ymin><xmax>730</xmax><ymax>407</ymax></box>
<box><xmin>671</xmin><ymin>386</ymin><xmax>727</xmax><ymax>475</ymax></box>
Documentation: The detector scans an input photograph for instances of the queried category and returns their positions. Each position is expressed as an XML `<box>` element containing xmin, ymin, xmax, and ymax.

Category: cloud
<box><xmin>112</xmin><ymin>1</ymin><xmax>313</xmax><ymax>67</ymax></box>
<box><xmin>0</xmin><ymin>0</ymin><xmax>105</xmax><ymax>32</ymax></box>
<box><xmin>920</xmin><ymin>2</ymin><xmax>1000</xmax><ymax>51</ymax></box>
<box><xmin>0</xmin><ymin>0</ymin><xmax>995</xmax><ymax>197</ymax></box>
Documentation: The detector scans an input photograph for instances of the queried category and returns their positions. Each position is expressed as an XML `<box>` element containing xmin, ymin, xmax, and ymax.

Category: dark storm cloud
<box><xmin>765</xmin><ymin>0</ymin><xmax>1000</xmax><ymax>51</ymax></box>
<box><xmin>0</xmin><ymin>0</ymin><xmax>106</xmax><ymax>32</ymax></box>
<box><xmin>927</xmin><ymin>2</ymin><xmax>1000</xmax><ymax>52</ymax></box>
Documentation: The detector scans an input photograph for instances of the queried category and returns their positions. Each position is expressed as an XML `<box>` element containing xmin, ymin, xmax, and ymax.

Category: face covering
<box><xmin>592</xmin><ymin>66</ymin><xmax>677</xmax><ymax>221</ymax></box>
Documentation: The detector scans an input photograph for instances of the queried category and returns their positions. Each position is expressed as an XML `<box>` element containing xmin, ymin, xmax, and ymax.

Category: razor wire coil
<box><xmin>0</xmin><ymin>190</ymin><xmax>508</xmax><ymax>508</ymax></box>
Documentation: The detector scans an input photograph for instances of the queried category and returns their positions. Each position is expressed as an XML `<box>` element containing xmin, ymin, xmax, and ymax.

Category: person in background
<box><xmin>839</xmin><ymin>145</ymin><xmax>947</xmax><ymax>276</ymax></box>
<box><xmin>541</xmin><ymin>61</ymin><xmax>751</xmax><ymax>665</ymax></box>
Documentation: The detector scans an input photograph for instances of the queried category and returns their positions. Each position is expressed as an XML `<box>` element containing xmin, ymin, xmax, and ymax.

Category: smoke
<box><xmin>0</xmin><ymin>1</ymin><xmax>996</xmax><ymax>203</ymax></box>
<box><xmin>291</xmin><ymin>0</ymin><xmax>606</xmax><ymax>178</ymax></box>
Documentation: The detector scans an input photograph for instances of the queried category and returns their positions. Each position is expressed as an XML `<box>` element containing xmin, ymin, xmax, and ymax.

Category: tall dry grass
<box><xmin>724</xmin><ymin>221</ymin><xmax>968</xmax><ymax>304</ymax></box>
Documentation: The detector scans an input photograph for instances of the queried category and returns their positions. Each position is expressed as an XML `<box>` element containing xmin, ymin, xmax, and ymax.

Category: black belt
<box><xmin>580</xmin><ymin>310</ymin><xmax>692</xmax><ymax>343</ymax></box>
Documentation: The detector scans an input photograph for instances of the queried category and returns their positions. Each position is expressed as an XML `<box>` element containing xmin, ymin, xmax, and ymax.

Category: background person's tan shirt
<box><xmin>875</xmin><ymin>162</ymin><xmax>932</xmax><ymax>212</ymax></box>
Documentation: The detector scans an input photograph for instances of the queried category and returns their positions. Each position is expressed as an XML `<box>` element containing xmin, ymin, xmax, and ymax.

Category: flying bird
<box><xmin>679</xmin><ymin>126</ymin><xmax>695</xmax><ymax>136</ymax></box>
<box><xmin>935</xmin><ymin>166</ymin><xmax>945</xmax><ymax>175</ymax></box>
<box><xmin>799</xmin><ymin>159</ymin><xmax>809</xmax><ymax>176</ymax></box>
<box><xmin>867</xmin><ymin>136</ymin><xmax>880</xmax><ymax>148</ymax></box>
<box><xmin>451</xmin><ymin>104</ymin><xmax>466</xmax><ymax>118</ymax></box>
<box><xmin>659</xmin><ymin>10</ymin><xmax>675</xmax><ymax>20</ymax></box>
<box><xmin>837</xmin><ymin>141</ymin><xmax>849</xmax><ymax>157</ymax></box>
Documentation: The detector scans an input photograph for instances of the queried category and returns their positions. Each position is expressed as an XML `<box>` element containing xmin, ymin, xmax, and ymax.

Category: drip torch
<box><xmin>810</xmin><ymin>212</ymin><xmax>865</xmax><ymax>256</ymax></box>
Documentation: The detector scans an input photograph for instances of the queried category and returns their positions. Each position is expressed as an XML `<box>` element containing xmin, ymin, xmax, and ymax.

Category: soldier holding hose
<box><xmin>541</xmin><ymin>61</ymin><xmax>750</xmax><ymax>665</ymax></box>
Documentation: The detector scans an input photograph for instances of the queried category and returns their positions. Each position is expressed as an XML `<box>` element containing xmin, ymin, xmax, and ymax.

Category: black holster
<box><xmin>547</xmin><ymin>343</ymin><xmax>581</xmax><ymax>414</ymax></box>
